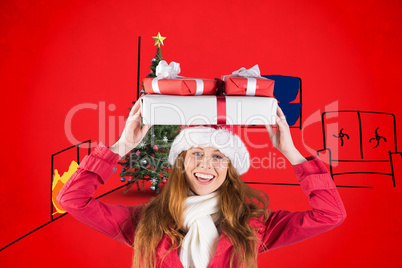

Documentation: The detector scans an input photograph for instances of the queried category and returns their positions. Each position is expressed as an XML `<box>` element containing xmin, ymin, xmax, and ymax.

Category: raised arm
<box><xmin>258</xmin><ymin>106</ymin><xmax>346</xmax><ymax>252</ymax></box>
<box><xmin>57</xmin><ymin>143</ymin><xmax>143</xmax><ymax>247</ymax></box>
<box><xmin>257</xmin><ymin>156</ymin><xmax>346</xmax><ymax>252</ymax></box>
<box><xmin>57</xmin><ymin>97</ymin><xmax>152</xmax><ymax>246</ymax></box>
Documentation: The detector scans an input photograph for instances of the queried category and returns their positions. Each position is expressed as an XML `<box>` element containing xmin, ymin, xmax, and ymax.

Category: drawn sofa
<box><xmin>317</xmin><ymin>110</ymin><xmax>401</xmax><ymax>187</ymax></box>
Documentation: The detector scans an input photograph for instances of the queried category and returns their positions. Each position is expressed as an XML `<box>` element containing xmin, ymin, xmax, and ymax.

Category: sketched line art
<box><xmin>369</xmin><ymin>127</ymin><xmax>387</xmax><ymax>149</ymax></box>
<box><xmin>1</xmin><ymin>36</ymin><xmax>146</xmax><ymax>253</ymax></box>
<box><xmin>1</xmin><ymin>141</ymin><xmax>90</xmax><ymax>251</ymax></box>
<box><xmin>333</xmin><ymin>128</ymin><xmax>350</xmax><ymax>146</ymax></box>
<box><xmin>317</xmin><ymin>110</ymin><xmax>402</xmax><ymax>188</ymax></box>
<box><xmin>1</xmin><ymin>36</ymin><xmax>147</xmax><ymax>253</ymax></box>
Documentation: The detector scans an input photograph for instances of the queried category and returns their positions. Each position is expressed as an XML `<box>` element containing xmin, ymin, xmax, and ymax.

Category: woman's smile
<box><xmin>193</xmin><ymin>172</ymin><xmax>216</xmax><ymax>184</ymax></box>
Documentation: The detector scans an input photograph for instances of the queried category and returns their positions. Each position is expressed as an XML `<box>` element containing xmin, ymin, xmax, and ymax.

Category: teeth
<box><xmin>194</xmin><ymin>173</ymin><xmax>214</xmax><ymax>179</ymax></box>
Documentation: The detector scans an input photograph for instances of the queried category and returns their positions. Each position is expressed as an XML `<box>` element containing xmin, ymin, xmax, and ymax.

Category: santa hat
<box><xmin>168</xmin><ymin>125</ymin><xmax>250</xmax><ymax>175</ymax></box>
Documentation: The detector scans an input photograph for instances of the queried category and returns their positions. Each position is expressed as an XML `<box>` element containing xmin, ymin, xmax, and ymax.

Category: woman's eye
<box><xmin>193</xmin><ymin>152</ymin><xmax>202</xmax><ymax>157</ymax></box>
<box><xmin>213</xmin><ymin>155</ymin><xmax>223</xmax><ymax>160</ymax></box>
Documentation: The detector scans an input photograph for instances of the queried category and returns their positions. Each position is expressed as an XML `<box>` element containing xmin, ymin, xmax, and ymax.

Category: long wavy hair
<box><xmin>131</xmin><ymin>150</ymin><xmax>270</xmax><ymax>268</ymax></box>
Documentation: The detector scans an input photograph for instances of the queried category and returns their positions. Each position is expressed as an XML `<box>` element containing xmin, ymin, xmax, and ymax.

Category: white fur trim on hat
<box><xmin>168</xmin><ymin>126</ymin><xmax>250</xmax><ymax>175</ymax></box>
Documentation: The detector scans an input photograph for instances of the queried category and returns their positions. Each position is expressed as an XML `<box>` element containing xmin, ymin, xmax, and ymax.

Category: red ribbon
<box><xmin>216</xmin><ymin>95</ymin><xmax>226</xmax><ymax>125</ymax></box>
<box><xmin>188</xmin><ymin>95</ymin><xmax>232</xmax><ymax>131</ymax></box>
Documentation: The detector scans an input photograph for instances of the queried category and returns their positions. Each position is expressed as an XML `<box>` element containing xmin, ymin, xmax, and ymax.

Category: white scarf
<box><xmin>179</xmin><ymin>191</ymin><xmax>221</xmax><ymax>268</ymax></box>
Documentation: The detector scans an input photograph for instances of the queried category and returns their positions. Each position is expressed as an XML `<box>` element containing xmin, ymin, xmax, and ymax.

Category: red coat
<box><xmin>57</xmin><ymin>143</ymin><xmax>346</xmax><ymax>267</ymax></box>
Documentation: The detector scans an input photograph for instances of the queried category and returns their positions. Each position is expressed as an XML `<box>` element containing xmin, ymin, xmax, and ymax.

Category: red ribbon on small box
<box><xmin>222</xmin><ymin>64</ymin><xmax>275</xmax><ymax>97</ymax></box>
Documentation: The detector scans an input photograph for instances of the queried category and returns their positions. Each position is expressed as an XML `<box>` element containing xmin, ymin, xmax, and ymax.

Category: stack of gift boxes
<box><xmin>140</xmin><ymin>61</ymin><xmax>278</xmax><ymax>125</ymax></box>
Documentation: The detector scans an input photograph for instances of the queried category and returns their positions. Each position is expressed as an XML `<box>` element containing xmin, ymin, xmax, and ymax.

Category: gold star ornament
<box><xmin>152</xmin><ymin>32</ymin><xmax>166</xmax><ymax>47</ymax></box>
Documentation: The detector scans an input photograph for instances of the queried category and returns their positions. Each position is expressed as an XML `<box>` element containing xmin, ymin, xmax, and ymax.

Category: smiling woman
<box><xmin>57</xmin><ymin>97</ymin><xmax>346</xmax><ymax>268</ymax></box>
<box><xmin>184</xmin><ymin>147</ymin><xmax>229</xmax><ymax>196</ymax></box>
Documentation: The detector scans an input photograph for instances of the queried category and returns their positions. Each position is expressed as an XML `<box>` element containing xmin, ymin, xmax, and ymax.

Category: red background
<box><xmin>1</xmin><ymin>0</ymin><xmax>402</xmax><ymax>267</ymax></box>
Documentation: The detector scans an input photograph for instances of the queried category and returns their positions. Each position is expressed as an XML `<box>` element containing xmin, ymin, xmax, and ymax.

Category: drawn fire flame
<box><xmin>52</xmin><ymin>160</ymin><xmax>78</xmax><ymax>215</ymax></box>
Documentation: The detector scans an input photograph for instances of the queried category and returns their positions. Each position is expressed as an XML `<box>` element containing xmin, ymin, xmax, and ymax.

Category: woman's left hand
<box><xmin>265</xmin><ymin>106</ymin><xmax>307</xmax><ymax>165</ymax></box>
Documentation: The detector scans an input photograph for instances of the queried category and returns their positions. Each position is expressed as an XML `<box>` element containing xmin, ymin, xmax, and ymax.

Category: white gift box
<box><xmin>140</xmin><ymin>94</ymin><xmax>277</xmax><ymax>125</ymax></box>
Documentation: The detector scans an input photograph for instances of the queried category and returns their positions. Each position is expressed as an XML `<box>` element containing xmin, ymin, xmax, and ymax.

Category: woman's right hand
<box><xmin>109</xmin><ymin>97</ymin><xmax>152</xmax><ymax>157</ymax></box>
<box><xmin>265</xmin><ymin>106</ymin><xmax>306</xmax><ymax>165</ymax></box>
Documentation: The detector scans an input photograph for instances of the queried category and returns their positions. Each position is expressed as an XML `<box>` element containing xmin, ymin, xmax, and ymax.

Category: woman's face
<box><xmin>184</xmin><ymin>146</ymin><xmax>229</xmax><ymax>196</ymax></box>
